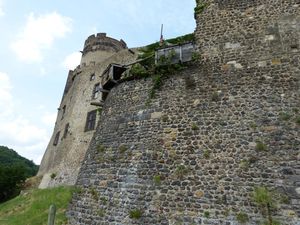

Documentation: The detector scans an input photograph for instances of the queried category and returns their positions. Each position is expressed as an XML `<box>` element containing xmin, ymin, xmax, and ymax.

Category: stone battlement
<box><xmin>82</xmin><ymin>33</ymin><xmax>127</xmax><ymax>55</ymax></box>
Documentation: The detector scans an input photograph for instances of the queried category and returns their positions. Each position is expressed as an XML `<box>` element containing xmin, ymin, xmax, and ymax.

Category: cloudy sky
<box><xmin>0</xmin><ymin>0</ymin><xmax>196</xmax><ymax>164</ymax></box>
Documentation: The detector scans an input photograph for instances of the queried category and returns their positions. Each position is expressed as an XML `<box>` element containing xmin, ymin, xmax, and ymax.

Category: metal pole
<box><xmin>48</xmin><ymin>204</ymin><xmax>56</xmax><ymax>225</ymax></box>
<box><xmin>160</xmin><ymin>24</ymin><xmax>164</xmax><ymax>46</ymax></box>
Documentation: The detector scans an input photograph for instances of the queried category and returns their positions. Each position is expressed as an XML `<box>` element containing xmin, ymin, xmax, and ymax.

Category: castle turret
<box><xmin>38</xmin><ymin>33</ymin><xmax>137</xmax><ymax>188</ymax></box>
<box><xmin>80</xmin><ymin>33</ymin><xmax>127</xmax><ymax>66</ymax></box>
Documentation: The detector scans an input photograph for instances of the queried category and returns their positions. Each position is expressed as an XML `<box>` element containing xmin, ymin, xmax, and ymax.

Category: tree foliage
<box><xmin>0</xmin><ymin>146</ymin><xmax>39</xmax><ymax>202</ymax></box>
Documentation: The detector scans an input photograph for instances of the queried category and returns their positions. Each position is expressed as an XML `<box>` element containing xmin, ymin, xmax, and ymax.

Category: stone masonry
<box><xmin>67</xmin><ymin>0</ymin><xmax>300</xmax><ymax>224</ymax></box>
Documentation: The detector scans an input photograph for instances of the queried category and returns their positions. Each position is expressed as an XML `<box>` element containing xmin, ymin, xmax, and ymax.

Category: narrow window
<box><xmin>92</xmin><ymin>83</ymin><xmax>100</xmax><ymax>99</ymax></box>
<box><xmin>53</xmin><ymin>131</ymin><xmax>60</xmax><ymax>146</ymax></box>
<box><xmin>61</xmin><ymin>105</ymin><xmax>66</xmax><ymax>120</ymax></box>
<box><xmin>63</xmin><ymin>123</ymin><xmax>70</xmax><ymax>138</ymax></box>
<box><xmin>90</xmin><ymin>73</ymin><xmax>95</xmax><ymax>81</ymax></box>
<box><xmin>85</xmin><ymin>110</ymin><xmax>97</xmax><ymax>131</ymax></box>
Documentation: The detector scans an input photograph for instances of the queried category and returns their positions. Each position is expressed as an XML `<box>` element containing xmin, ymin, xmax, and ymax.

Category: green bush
<box><xmin>279</xmin><ymin>112</ymin><xmax>292</xmax><ymax>121</ymax></box>
<box><xmin>252</xmin><ymin>186</ymin><xmax>278</xmax><ymax>225</ymax></box>
<box><xmin>175</xmin><ymin>165</ymin><xmax>189</xmax><ymax>178</ymax></box>
<box><xmin>153</xmin><ymin>175</ymin><xmax>161</xmax><ymax>185</ymax></box>
<box><xmin>203</xmin><ymin>149</ymin><xmax>210</xmax><ymax>159</ymax></box>
<box><xmin>90</xmin><ymin>187</ymin><xmax>99</xmax><ymax>201</ymax></box>
<box><xmin>119</xmin><ymin>145</ymin><xmax>128</xmax><ymax>153</ymax></box>
<box><xmin>161</xmin><ymin>115</ymin><xmax>169</xmax><ymax>122</ymax></box>
<box><xmin>50</xmin><ymin>173</ymin><xmax>56</xmax><ymax>179</ymax></box>
<box><xmin>191</xmin><ymin>123</ymin><xmax>199</xmax><ymax>130</ymax></box>
<box><xmin>130</xmin><ymin>64</ymin><xmax>150</xmax><ymax>78</ymax></box>
<box><xmin>204</xmin><ymin>211</ymin><xmax>210</xmax><ymax>218</ymax></box>
<box><xmin>295</xmin><ymin>116</ymin><xmax>300</xmax><ymax>125</ymax></box>
<box><xmin>194</xmin><ymin>0</ymin><xmax>209</xmax><ymax>18</ymax></box>
<box><xmin>236</xmin><ymin>212</ymin><xmax>249</xmax><ymax>224</ymax></box>
<box><xmin>255</xmin><ymin>141</ymin><xmax>267</xmax><ymax>152</ymax></box>
<box><xmin>129</xmin><ymin>209</ymin><xmax>143</xmax><ymax>219</ymax></box>
<box><xmin>239</xmin><ymin>159</ymin><xmax>250</xmax><ymax>170</ymax></box>
<box><xmin>97</xmin><ymin>144</ymin><xmax>106</xmax><ymax>153</ymax></box>
<box><xmin>211</xmin><ymin>91</ymin><xmax>220</xmax><ymax>102</ymax></box>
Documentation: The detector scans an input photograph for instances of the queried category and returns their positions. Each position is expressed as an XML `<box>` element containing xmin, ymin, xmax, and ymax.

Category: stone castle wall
<box><xmin>67</xmin><ymin>1</ymin><xmax>300</xmax><ymax>224</ymax></box>
<box><xmin>68</xmin><ymin>62</ymin><xmax>299</xmax><ymax>224</ymax></box>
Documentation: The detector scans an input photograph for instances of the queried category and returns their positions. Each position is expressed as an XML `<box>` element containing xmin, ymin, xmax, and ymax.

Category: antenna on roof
<box><xmin>159</xmin><ymin>24</ymin><xmax>164</xmax><ymax>46</ymax></box>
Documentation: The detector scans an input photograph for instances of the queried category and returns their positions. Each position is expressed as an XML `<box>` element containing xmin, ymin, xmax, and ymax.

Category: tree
<box><xmin>0</xmin><ymin>164</ymin><xmax>26</xmax><ymax>202</ymax></box>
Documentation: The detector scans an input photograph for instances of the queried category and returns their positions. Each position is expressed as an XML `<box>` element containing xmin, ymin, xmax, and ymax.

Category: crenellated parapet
<box><xmin>82</xmin><ymin>33</ymin><xmax>127</xmax><ymax>55</ymax></box>
<box><xmin>80</xmin><ymin>33</ymin><xmax>128</xmax><ymax>66</ymax></box>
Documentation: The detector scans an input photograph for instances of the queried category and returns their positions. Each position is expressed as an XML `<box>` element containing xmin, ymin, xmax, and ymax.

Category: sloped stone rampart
<box><xmin>67</xmin><ymin>1</ymin><xmax>300</xmax><ymax>224</ymax></box>
<box><xmin>68</xmin><ymin>61</ymin><xmax>299</xmax><ymax>224</ymax></box>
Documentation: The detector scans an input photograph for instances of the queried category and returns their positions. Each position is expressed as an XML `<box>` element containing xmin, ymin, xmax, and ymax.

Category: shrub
<box><xmin>90</xmin><ymin>187</ymin><xmax>99</xmax><ymax>201</ymax></box>
<box><xmin>194</xmin><ymin>0</ymin><xmax>209</xmax><ymax>18</ymax></box>
<box><xmin>130</xmin><ymin>64</ymin><xmax>150</xmax><ymax>78</ymax></box>
<box><xmin>97</xmin><ymin>209</ymin><xmax>105</xmax><ymax>217</ymax></box>
<box><xmin>295</xmin><ymin>116</ymin><xmax>300</xmax><ymax>125</ymax></box>
<box><xmin>175</xmin><ymin>165</ymin><xmax>189</xmax><ymax>178</ymax></box>
<box><xmin>153</xmin><ymin>175</ymin><xmax>161</xmax><ymax>185</ymax></box>
<box><xmin>250</xmin><ymin>121</ymin><xmax>257</xmax><ymax>129</ymax></box>
<box><xmin>191</xmin><ymin>123</ymin><xmax>199</xmax><ymax>130</ymax></box>
<box><xmin>119</xmin><ymin>145</ymin><xmax>128</xmax><ymax>153</ymax></box>
<box><xmin>211</xmin><ymin>91</ymin><xmax>219</xmax><ymax>102</ymax></box>
<box><xmin>236</xmin><ymin>212</ymin><xmax>249</xmax><ymax>224</ymax></box>
<box><xmin>50</xmin><ymin>173</ymin><xmax>56</xmax><ymax>179</ymax></box>
<box><xmin>203</xmin><ymin>149</ymin><xmax>210</xmax><ymax>159</ymax></box>
<box><xmin>97</xmin><ymin>144</ymin><xmax>106</xmax><ymax>153</ymax></box>
<box><xmin>204</xmin><ymin>211</ymin><xmax>210</xmax><ymax>218</ymax></box>
<box><xmin>279</xmin><ymin>112</ymin><xmax>292</xmax><ymax>121</ymax></box>
<box><xmin>100</xmin><ymin>196</ymin><xmax>108</xmax><ymax>205</ymax></box>
<box><xmin>255</xmin><ymin>141</ymin><xmax>267</xmax><ymax>152</ymax></box>
<box><xmin>129</xmin><ymin>209</ymin><xmax>142</xmax><ymax>219</ymax></box>
<box><xmin>239</xmin><ymin>159</ymin><xmax>249</xmax><ymax>170</ymax></box>
<box><xmin>161</xmin><ymin>115</ymin><xmax>168</xmax><ymax>122</ymax></box>
<box><xmin>252</xmin><ymin>186</ymin><xmax>277</xmax><ymax>225</ymax></box>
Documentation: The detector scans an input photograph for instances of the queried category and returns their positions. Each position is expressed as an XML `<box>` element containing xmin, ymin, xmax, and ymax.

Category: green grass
<box><xmin>0</xmin><ymin>186</ymin><xmax>75</xmax><ymax>225</ymax></box>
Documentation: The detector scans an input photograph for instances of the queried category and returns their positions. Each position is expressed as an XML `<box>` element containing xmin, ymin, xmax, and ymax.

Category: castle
<box><xmin>39</xmin><ymin>0</ymin><xmax>299</xmax><ymax>224</ymax></box>
<box><xmin>38</xmin><ymin>33</ymin><xmax>138</xmax><ymax>188</ymax></box>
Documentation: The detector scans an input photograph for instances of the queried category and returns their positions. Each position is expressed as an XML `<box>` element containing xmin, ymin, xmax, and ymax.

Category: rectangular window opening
<box><xmin>85</xmin><ymin>110</ymin><xmax>97</xmax><ymax>132</ymax></box>
<box><xmin>63</xmin><ymin>123</ymin><xmax>70</xmax><ymax>138</ymax></box>
<box><xmin>92</xmin><ymin>83</ymin><xmax>100</xmax><ymax>99</ymax></box>
<box><xmin>53</xmin><ymin>131</ymin><xmax>60</xmax><ymax>146</ymax></box>
<box><xmin>61</xmin><ymin>105</ymin><xmax>66</xmax><ymax>120</ymax></box>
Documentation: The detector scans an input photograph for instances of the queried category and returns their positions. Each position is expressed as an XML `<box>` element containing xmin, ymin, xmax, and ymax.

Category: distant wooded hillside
<box><xmin>0</xmin><ymin>146</ymin><xmax>39</xmax><ymax>202</ymax></box>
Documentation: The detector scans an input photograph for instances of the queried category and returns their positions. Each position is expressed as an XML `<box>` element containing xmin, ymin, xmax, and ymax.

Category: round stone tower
<box><xmin>80</xmin><ymin>33</ymin><xmax>127</xmax><ymax>66</ymax></box>
<box><xmin>38</xmin><ymin>33</ymin><xmax>137</xmax><ymax>188</ymax></box>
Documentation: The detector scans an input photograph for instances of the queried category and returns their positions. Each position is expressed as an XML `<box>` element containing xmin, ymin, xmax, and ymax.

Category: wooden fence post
<box><xmin>48</xmin><ymin>204</ymin><xmax>56</xmax><ymax>225</ymax></box>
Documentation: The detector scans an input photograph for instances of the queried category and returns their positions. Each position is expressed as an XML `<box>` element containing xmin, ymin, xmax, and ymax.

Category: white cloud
<box><xmin>62</xmin><ymin>52</ymin><xmax>81</xmax><ymax>70</ymax></box>
<box><xmin>11</xmin><ymin>12</ymin><xmax>72</xmax><ymax>63</ymax></box>
<box><xmin>41</xmin><ymin>112</ymin><xmax>57</xmax><ymax>126</ymax></box>
<box><xmin>0</xmin><ymin>116</ymin><xmax>48</xmax><ymax>144</ymax></box>
<box><xmin>0</xmin><ymin>72</ymin><xmax>13</xmax><ymax>117</ymax></box>
<box><xmin>0</xmin><ymin>72</ymin><xmax>52</xmax><ymax>164</ymax></box>
<box><xmin>0</xmin><ymin>0</ymin><xmax>4</xmax><ymax>17</ymax></box>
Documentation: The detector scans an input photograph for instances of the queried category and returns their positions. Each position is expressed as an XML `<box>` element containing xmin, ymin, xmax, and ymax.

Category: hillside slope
<box><xmin>0</xmin><ymin>186</ymin><xmax>75</xmax><ymax>225</ymax></box>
